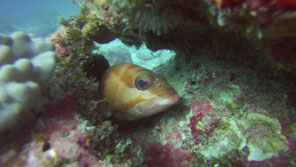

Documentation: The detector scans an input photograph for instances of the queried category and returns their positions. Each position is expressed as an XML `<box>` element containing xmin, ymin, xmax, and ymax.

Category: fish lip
<box><xmin>138</xmin><ymin>92</ymin><xmax>179</xmax><ymax>113</ymax></box>
<box><xmin>158</xmin><ymin>90</ymin><xmax>179</xmax><ymax>103</ymax></box>
<box><xmin>170</xmin><ymin>93</ymin><xmax>179</xmax><ymax>103</ymax></box>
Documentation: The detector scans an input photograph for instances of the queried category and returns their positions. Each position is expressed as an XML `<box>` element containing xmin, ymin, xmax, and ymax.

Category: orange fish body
<box><xmin>99</xmin><ymin>63</ymin><xmax>179</xmax><ymax>121</ymax></box>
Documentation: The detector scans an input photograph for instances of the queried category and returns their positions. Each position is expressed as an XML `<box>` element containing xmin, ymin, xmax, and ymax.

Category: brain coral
<box><xmin>0</xmin><ymin>32</ymin><xmax>56</xmax><ymax>135</ymax></box>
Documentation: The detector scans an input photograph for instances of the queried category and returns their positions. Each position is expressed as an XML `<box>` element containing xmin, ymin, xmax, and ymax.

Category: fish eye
<box><xmin>135</xmin><ymin>73</ymin><xmax>152</xmax><ymax>90</ymax></box>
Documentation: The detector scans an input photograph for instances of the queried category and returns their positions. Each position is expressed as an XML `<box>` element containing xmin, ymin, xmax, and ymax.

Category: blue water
<box><xmin>0</xmin><ymin>0</ymin><xmax>80</xmax><ymax>37</ymax></box>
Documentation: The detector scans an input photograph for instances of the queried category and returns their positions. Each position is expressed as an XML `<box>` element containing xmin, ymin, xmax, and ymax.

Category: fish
<box><xmin>99</xmin><ymin>63</ymin><xmax>179</xmax><ymax>121</ymax></box>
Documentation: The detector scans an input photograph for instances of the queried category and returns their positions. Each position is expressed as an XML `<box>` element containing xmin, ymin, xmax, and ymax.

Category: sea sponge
<box><xmin>0</xmin><ymin>32</ymin><xmax>56</xmax><ymax>135</ymax></box>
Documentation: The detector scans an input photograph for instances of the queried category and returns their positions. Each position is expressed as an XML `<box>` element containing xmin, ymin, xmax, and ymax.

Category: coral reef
<box><xmin>1</xmin><ymin>0</ymin><xmax>296</xmax><ymax>166</ymax></box>
<box><xmin>0</xmin><ymin>32</ymin><xmax>56</xmax><ymax>136</ymax></box>
<box><xmin>73</xmin><ymin>0</ymin><xmax>296</xmax><ymax>71</ymax></box>
<box><xmin>0</xmin><ymin>96</ymin><xmax>143</xmax><ymax>167</ymax></box>
<box><xmin>126</xmin><ymin>54</ymin><xmax>294</xmax><ymax>166</ymax></box>
<box><xmin>45</xmin><ymin>22</ymin><xmax>104</xmax><ymax>123</ymax></box>
<box><xmin>3</xmin><ymin>49</ymin><xmax>295</xmax><ymax>166</ymax></box>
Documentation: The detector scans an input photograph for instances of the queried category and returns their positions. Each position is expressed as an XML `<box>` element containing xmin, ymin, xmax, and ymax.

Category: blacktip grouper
<box><xmin>99</xmin><ymin>63</ymin><xmax>179</xmax><ymax>121</ymax></box>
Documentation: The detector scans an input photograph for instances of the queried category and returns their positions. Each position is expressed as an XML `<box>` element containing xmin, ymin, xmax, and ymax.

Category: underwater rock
<box><xmin>75</xmin><ymin>0</ymin><xmax>296</xmax><ymax>71</ymax></box>
<box><xmin>88</xmin><ymin>25</ymin><xmax>118</xmax><ymax>44</ymax></box>
<box><xmin>125</xmin><ymin>53</ymin><xmax>295</xmax><ymax>166</ymax></box>
<box><xmin>244</xmin><ymin>113</ymin><xmax>288</xmax><ymax>161</ymax></box>
<box><xmin>0</xmin><ymin>97</ymin><xmax>100</xmax><ymax>167</ymax></box>
<box><xmin>83</xmin><ymin>54</ymin><xmax>110</xmax><ymax>82</ymax></box>
<box><xmin>0</xmin><ymin>96</ymin><xmax>142</xmax><ymax>167</ymax></box>
<box><xmin>194</xmin><ymin>111</ymin><xmax>288</xmax><ymax>161</ymax></box>
<box><xmin>183</xmin><ymin>76</ymin><xmax>288</xmax><ymax>161</ymax></box>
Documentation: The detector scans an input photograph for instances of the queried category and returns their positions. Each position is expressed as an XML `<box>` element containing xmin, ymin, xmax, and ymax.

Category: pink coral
<box><xmin>47</xmin><ymin>26</ymin><xmax>69</xmax><ymax>57</ymax></box>
<box><xmin>0</xmin><ymin>96</ymin><xmax>118</xmax><ymax>167</ymax></box>
<box><xmin>144</xmin><ymin>142</ymin><xmax>192</xmax><ymax>167</ymax></box>
<box><xmin>191</xmin><ymin>99</ymin><xmax>213</xmax><ymax>116</ymax></box>
<box><xmin>187</xmin><ymin>99</ymin><xmax>215</xmax><ymax>144</ymax></box>
<box><xmin>25</xmin><ymin>96</ymin><xmax>108</xmax><ymax>167</ymax></box>
<box><xmin>276</xmin><ymin>0</ymin><xmax>296</xmax><ymax>10</ymax></box>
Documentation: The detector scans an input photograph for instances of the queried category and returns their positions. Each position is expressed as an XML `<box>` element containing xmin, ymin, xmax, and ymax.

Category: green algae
<box><xmin>245</xmin><ymin>113</ymin><xmax>289</xmax><ymax>161</ymax></box>
<box><xmin>289</xmin><ymin>121</ymin><xmax>296</xmax><ymax>139</ymax></box>
<box><xmin>77</xmin><ymin>119</ymin><xmax>144</xmax><ymax>166</ymax></box>
<box><xmin>196</xmin><ymin>117</ymin><xmax>246</xmax><ymax>159</ymax></box>
<box><xmin>195</xmin><ymin>110</ymin><xmax>288</xmax><ymax>161</ymax></box>
<box><xmin>177</xmin><ymin>77</ymin><xmax>289</xmax><ymax>161</ymax></box>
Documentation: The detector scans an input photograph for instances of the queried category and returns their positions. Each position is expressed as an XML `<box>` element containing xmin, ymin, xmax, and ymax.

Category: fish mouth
<box><xmin>114</xmin><ymin>91</ymin><xmax>179</xmax><ymax>121</ymax></box>
<box><xmin>135</xmin><ymin>91</ymin><xmax>179</xmax><ymax>116</ymax></box>
<box><xmin>154</xmin><ymin>91</ymin><xmax>179</xmax><ymax>107</ymax></box>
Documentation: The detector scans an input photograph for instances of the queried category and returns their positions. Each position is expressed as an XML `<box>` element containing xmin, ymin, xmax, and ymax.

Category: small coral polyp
<box><xmin>0</xmin><ymin>32</ymin><xmax>56</xmax><ymax>135</ymax></box>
